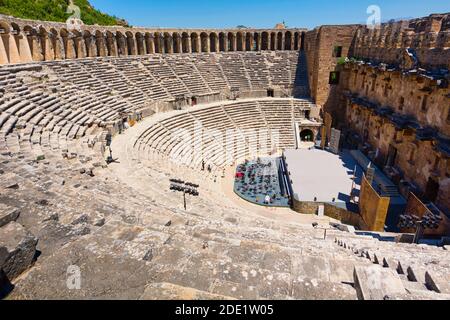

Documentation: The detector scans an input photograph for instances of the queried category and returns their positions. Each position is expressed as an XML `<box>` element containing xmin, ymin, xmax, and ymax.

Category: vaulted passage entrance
<box><xmin>300</xmin><ymin>129</ymin><xmax>314</xmax><ymax>142</ymax></box>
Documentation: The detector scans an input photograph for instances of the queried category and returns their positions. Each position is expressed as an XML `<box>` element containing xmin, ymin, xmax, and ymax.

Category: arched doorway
<box><xmin>300</xmin><ymin>129</ymin><xmax>314</xmax><ymax>142</ymax></box>
<box><xmin>245</xmin><ymin>33</ymin><xmax>252</xmax><ymax>51</ymax></box>
<box><xmin>182</xmin><ymin>32</ymin><xmax>190</xmax><ymax>53</ymax></box>
<box><xmin>236</xmin><ymin>32</ymin><xmax>243</xmax><ymax>51</ymax></box>
<box><xmin>294</xmin><ymin>32</ymin><xmax>300</xmax><ymax>50</ymax></box>
<box><xmin>261</xmin><ymin>32</ymin><xmax>269</xmax><ymax>50</ymax></box>
<box><xmin>200</xmin><ymin>32</ymin><xmax>209</xmax><ymax>52</ymax></box>
<box><xmin>219</xmin><ymin>33</ymin><xmax>226</xmax><ymax>51</ymax></box>
<box><xmin>253</xmin><ymin>32</ymin><xmax>260</xmax><ymax>51</ymax></box>
<box><xmin>210</xmin><ymin>33</ymin><xmax>218</xmax><ymax>52</ymax></box>
<box><xmin>191</xmin><ymin>33</ymin><xmax>199</xmax><ymax>53</ymax></box>
<box><xmin>277</xmin><ymin>32</ymin><xmax>283</xmax><ymax>50</ymax></box>
<box><xmin>284</xmin><ymin>31</ymin><xmax>292</xmax><ymax>50</ymax></box>
<box><xmin>154</xmin><ymin>32</ymin><xmax>162</xmax><ymax>53</ymax></box>
<box><xmin>270</xmin><ymin>32</ymin><xmax>276</xmax><ymax>50</ymax></box>
<box><xmin>227</xmin><ymin>32</ymin><xmax>235</xmax><ymax>51</ymax></box>
<box><xmin>172</xmin><ymin>33</ymin><xmax>181</xmax><ymax>53</ymax></box>
<box><xmin>163</xmin><ymin>32</ymin><xmax>172</xmax><ymax>53</ymax></box>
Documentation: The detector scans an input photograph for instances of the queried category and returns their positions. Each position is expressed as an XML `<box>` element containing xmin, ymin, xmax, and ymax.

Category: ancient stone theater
<box><xmin>0</xmin><ymin>7</ymin><xmax>449</xmax><ymax>300</ymax></box>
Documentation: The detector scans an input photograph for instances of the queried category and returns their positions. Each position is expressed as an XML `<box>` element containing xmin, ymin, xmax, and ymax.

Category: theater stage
<box><xmin>283</xmin><ymin>148</ymin><xmax>363</xmax><ymax>204</ymax></box>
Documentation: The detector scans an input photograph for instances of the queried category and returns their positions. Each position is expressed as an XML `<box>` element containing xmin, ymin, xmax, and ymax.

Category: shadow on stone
<box><xmin>0</xmin><ymin>270</ymin><xmax>15</xmax><ymax>300</ymax></box>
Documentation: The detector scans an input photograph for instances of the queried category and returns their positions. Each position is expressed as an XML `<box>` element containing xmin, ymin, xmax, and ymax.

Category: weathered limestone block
<box><xmin>425</xmin><ymin>271</ymin><xmax>450</xmax><ymax>294</ymax></box>
<box><xmin>139</xmin><ymin>282</ymin><xmax>236</xmax><ymax>300</ymax></box>
<box><xmin>354</xmin><ymin>265</ymin><xmax>406</xmax><ymax>300</ymax></box>
<box><xmin>0</xmin><ymin>222</ymin><xmax>38</xmax><ymax>281</ymax></box>
<box><xmin>0</xmin><ymin>204</ymin><xmax>20</xmax><ymax>228</ymax></box>
<box><xmin>0</xmin><ymin>172</ymin><xmax>20</xmax><ymax>189</ymax></box>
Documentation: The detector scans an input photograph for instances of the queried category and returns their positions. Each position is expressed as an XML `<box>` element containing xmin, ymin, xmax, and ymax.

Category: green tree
<box><xmin>0</xmin><ymin>0</ymin><xmax>129</xmax><ymax>27</ymax></box>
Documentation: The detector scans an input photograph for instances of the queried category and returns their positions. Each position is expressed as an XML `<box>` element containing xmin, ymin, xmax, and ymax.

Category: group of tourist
<box><xmin>234</xmin><ymin>158</ymin><xmax>289</xmax><ymax>206</ymax></box>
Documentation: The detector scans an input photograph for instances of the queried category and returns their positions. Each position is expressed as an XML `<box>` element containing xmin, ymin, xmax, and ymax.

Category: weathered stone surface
<box><xmin>0</xmin><ymin>173</ymin><xmax>20</xmax><ymax>190</ymax></box>
<box><xmin>354</xmin><ymin>265</ymin><xmax>406</xmax><ymax>300</ymax></box>
<box><xmin>0</xmin><ymin>222</ymin><xmax>38</xmax><ymax>281</ymax></box>
<box><xmin>9</xmin><ymin>235</ymin><xmax>154</xmax><ymax>300</ymax></box>
<box><xmin>0</xmin><ymin>204</ymin><xmax>20</xmax><ymax>228</ymax></box>
<box><xmin>140</xmin><ymin>282</ymin><xmax>236</xmax><ymax>300</ymax></box>
<box><xmin>425</xmin><ymin>271</ymin><xmax>450</xmax><ymax>294</ymax></box>
<box><xmin>292</xmin><ymin>278</ymin><xmax>357</xmax><ymax>300</ymax></box>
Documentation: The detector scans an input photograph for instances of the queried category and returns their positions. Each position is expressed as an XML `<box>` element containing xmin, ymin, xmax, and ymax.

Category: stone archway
<box><xmin>294</xmin><ymin>32</ymin><xmax>300</xmax><ymax>50</ymax></box>
<box><xmin>227</xmin><ymin>32</ymin><xmax>235</xmax><ymax>51</ymax></box>
<box><xmin>181</xmin><ymin>32</ymin><xmax>190</xmax><ymax>53</ymax></box>
<box><xmin>200</xmin><ymin>32</ymin><xmax>209</xmax><ymax>52</ymax></box>
<box><xmin>270</xmin><ymin>32</ymin><xmax>276</xmax><ymax>50</ymax></box>
<box><xmin>153</xmin><ymin>32</ymin><xmax>162</xmax><ymax>53</ymax></box>
<box><xmin>245</xmin><ymin>33</ymin><xmax>252</xmax><ymax>51</ymax></box>
<box><xmin>285</xmin><ymin>31</ymin><xmax>292</xmax><ymax>50</ymax></box>
<box><xmin>236</xmin><ymin>32</ymin><xmax>243</xmax><ymax>51</ymax></box>
<box><xmin>172</xmin><ymin>33</ymin><xmax>181</xmax><ymax>53</ymax></box>
<box><xmin>300</xmin><ymin>129</ymin><xmax>315</xmax><ymax>142</ymax></box>
<box><xmin>277</xmin><ymin>32</ymin><xmax>283</xmax><ymax>50</ymax></box>
<box><xmin>261</xmin><ymin>32</ymin><xmax>269</xmax><ymax>50</ymax></box>
<box><xmin>209</xmin><ymin>33</ymin><xmax>218</xmax><ymax>52</ymax></box>
<box><xmin>218</xmin><ymin>32</ymin><xmax>226</xmax><ymax>51</ymax></box>
<box><xmin>190</xmin><ymin>33</ymin><xmax>199</xmax><ymax>53</ymax></box>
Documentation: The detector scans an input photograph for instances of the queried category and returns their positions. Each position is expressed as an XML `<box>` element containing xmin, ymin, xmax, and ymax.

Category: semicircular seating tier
<box><xmin>133</xmin><ymin>98</ymin><xmax>317</xmax><ymax>171</ymax></box>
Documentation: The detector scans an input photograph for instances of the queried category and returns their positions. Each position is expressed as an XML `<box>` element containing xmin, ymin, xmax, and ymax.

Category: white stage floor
<box><xmin>284</xmin><ymin>148</ymin><xmax>362</xmax><ymax>203</ymax></box>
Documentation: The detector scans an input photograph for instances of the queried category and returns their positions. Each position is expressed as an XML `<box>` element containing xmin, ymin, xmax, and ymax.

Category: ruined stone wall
<box><xmin>304</xmin><ymin>25</ymin><xmax>359</xmax><ymax>109</ymax></box>
<box><xmin>325</xmin><ymin>15</ymin><xmax>450</xmax><ymax>220</ymax></box>
<box><xmin>351</xmin><ymin>13</ymin><xmax>450</xmax><ymax>69</ymax></box>
<box><xmin>341</xmin><ymin>62</ymin><xmax>450</xmax><ymax>215</ymax></box>
<box><xmin>0</xmin><ymin>14</ymin><xmax>306</xmax><ymax>65</ymax></box>
<box><xmin>343</xmin><ymin>63</ymin><xmax>450</xmax><ymax>135</ymax></box>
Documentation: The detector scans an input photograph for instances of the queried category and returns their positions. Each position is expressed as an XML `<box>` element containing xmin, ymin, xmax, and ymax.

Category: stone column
<box><xmin>75</xmin><ymin>36</ymin><xmax>86</xmax><ymax>58</ymax></box>
<box><xmin>239</xmin><ymin>35</ymin><xmax>245</xmax><ymax>51</ymax></box>
<box><xmin>136</xmin><ymin>35</ymin><xmax>145</xmax><ymax>55</ymax></box>
<box><xmin>175</xmin><ymin>36</ymin><xmax>182</xmax><ymax>53</ymax></box>
<box><xmin>245</xmin><ymin>35</ymin><xmax>251</xmax><ymax>51</ymax></box>
<box><xmin>117</xmin><ymin>35</ymin><xmax>126</xmax><ymax>55</ymax></box>
<box><xmin>97</xmin><ymin>34</ymin><xmax>108</xmax><ymax>57</ymax></box>
<box><xmin>64</xmin><ymin>35</ymin><xmax>76</xmax><ymax>59</ymax></box>
<box><xmin>0</xmin><ymin>34</ymin><xmax>9</xmax><ymax>64</ymax></box>
<box><xmin>128</xmin><ymin>35</ymin><xmax>137</xmax><ymax>55</ymax></box>
<box><xmin>18</xmin><ymin>32</ymin><xmax>33</xmax><ymax>62</ymax></box>
<box><xmin>290</xmin><ymin>34</ymin><xmax>295</xmax><ymax>51</ymax></box>
<box><xmin>83</xmin><ymin>36</ymin><xmax>91</xmax><ymax>57</ymax></box>
<box><xmin>166</xmin><ymin>35</ymin><xmax>173</xmax><ymax>53</ymax></box>
<box><xmin>42</xmin><ymin>34</ymin><xmax>55</xmax><ymax>61</ymax></box>
<box><xmin>203</xmin><ymin>35</ymin><xmax>210</xmax><ymax>53</ymax></box>
<box><xmin>146</xmin><ymin>36</ymin><xmax>155</xmax><ymax>54</ymax></box>
<box><xmin>186</xmin><ymin>36</ymin><xmax>192</xmax><ymax>53</ymax></box>
<box><xmin>107</xmin><ymin>34</ymin><xmax>118</xmax><ymax>56</ymax></box>
<box><xmin>232</xmin><ymin>34</ymin><xmax>238</xmax><ymax>51</ymax></box>
<box><xmin>28</xmin><ymin>34</ymin><xmax>44</xmax><ymax>61</ymax></box>
<box><xmin>223</xmin><ymin>34</ymin><xmax>228</xmax><ymax>52</ymax></box>
<box><xmin>214</xmin><ymin>37</ymin><xmax>220</xmax><ymax>53</ymax></box>
<box><xmin>281</xmin><ymin>33</ymin><xmax>285</xmax><ymax>50</ymax></box>
<box><xmin>5</xmin><ymin>32</ymin><xmax>21</xmax><ymax>63</ymax></box>
<box><xmin>54</xmin><ymin>35</ymin><xmax>64</xmax><ymax>60</ymax></box>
